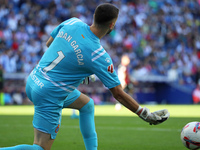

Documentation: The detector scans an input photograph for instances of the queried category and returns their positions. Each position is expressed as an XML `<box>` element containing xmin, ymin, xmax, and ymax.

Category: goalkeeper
<box><xmin>1</xmin><ymin>3</ymin><xmax>169</xmax><ymax>150</ymax></box>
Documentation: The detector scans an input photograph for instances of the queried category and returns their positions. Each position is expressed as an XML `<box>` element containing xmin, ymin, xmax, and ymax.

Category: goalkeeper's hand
<box><xmin>135</xmin><ymin>106</ymin><xmax>170</xmax><ymax>125</ymax></box>
<box><xmin>82</xmin><ymin>75</ymin><xmax>96</xmax><ymax>85</ymax></box>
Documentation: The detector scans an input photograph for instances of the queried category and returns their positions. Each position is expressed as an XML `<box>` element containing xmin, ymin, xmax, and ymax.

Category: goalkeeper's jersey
<box><xmin>29</xmin><ymin>17</ymin><xmax>120</xmax><ymax>99</ymax></box>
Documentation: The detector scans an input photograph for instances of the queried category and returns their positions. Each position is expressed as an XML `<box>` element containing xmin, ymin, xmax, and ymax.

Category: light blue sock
<box><xmin>79</xmin><ymin>99</ymin><xmax>98</xmax><ymax>150</ymax></box>
<box><xmin>0</xmin><ymin>144</ymin><xmax>44</xmax><ymax>150</ymax></box>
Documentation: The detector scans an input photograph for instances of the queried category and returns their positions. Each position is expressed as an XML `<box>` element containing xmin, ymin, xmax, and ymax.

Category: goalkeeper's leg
<box><xmin>0</xmin><ymin>144</ymin><xmax>44</xmax><ymax>150</ymax></box>
<box><xmin>65</xmin><ymin>92</ymin><xmax>97</xmax><ymax>150</ymax></box>
<box><xmin>79</xmin><ymin>98</ymin><xmax>97</xmax><ymax>150</ymax></box>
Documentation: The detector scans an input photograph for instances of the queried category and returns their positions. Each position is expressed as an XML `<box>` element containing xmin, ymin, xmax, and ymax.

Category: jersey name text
<box><xmin>57</xmin><ymin>31</ymin><xmax>84</xmax><ymax>65</ymax></box>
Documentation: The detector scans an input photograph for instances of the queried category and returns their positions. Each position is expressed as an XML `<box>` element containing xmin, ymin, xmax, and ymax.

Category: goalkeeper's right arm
<box><xmin>109</xmin><ymin>85</ymin><xmax>170</xmax><ymax>125</ymax></box>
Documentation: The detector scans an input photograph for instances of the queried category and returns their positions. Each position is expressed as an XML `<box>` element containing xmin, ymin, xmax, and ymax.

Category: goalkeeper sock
<box><xmin>0</xmin><ymin>144</ymin><xmax>44</xmax><ymax>150</ymax></box>
<box><xmin>79</xmin><ymin>98</ymin><xmax>98</xmax><ymax>150</ymax></box>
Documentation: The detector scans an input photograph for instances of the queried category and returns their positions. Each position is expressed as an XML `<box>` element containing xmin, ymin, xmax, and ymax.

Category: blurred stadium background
<box><xmin>1</xmin><ymin>0</ymin><xmax>200</xmax><ymax>149</ymax></box>
<box><xmin>1</xmin><ymin>0</ymin><xmax>200</xmax><ymax>105</ymax></box>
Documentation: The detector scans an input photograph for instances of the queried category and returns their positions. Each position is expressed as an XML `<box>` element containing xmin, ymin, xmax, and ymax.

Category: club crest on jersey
<box><xmin>107</xmin><ymin>64</ymin><xmax>114</xmax><ymax>73</ymax></box>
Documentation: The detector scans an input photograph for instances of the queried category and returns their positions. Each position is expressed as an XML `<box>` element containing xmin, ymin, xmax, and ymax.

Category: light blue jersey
<box><xmin>30</xmin><ymin>17</ymin><xmax>120</xmax><ymax>99</ymax></box>
<box><xmin>26</xmin><ymin>18</ymin><xmax>121</xmax><ymax>139</ymax></box>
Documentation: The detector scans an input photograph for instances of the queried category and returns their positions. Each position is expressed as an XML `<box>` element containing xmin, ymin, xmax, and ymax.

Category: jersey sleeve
<box><xmin>50</xmin><ymin>23</ymin><xmax>64</xmax><ymax>39</ymax></box>
<box><xmin>50</xmin><ymin>18</ymin><xmax>78</xmax><ymax>38</ymax></box>
<box><xmin>91</xmin><ymin>53</ymin><xmax>121</xmax><ymax>89</ymax></box>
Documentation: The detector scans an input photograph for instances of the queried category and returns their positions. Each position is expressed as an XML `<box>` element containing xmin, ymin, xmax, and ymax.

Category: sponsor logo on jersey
<box><xmin>107</xmin><ymin>64</ymin><xmax>114</xmax><ymax>73</ymax></box>
<box><xmin>30</xmin><ymin>70</ymin><xmax>44</xmax><ymax>88</ymax></box>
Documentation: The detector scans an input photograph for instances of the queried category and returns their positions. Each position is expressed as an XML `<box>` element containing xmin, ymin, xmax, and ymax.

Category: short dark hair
<box><xmin>94</xmin><ymin>3</ymin><xmax>119</xmax><ymax>27</ymax></box>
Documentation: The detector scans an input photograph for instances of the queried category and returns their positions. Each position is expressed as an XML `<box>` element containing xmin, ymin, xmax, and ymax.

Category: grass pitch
<box><xmin>0</xmin><ymin>105</ymin><xmax>200</xmax><ymax>150</ymax></box>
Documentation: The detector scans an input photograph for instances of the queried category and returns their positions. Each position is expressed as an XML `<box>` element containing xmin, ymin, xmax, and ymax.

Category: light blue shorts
<box><xmin>26</xmin><ymin>77</ymin><xmax>81</xmax><ymax>139</ymax></box>
<box><xmin>63</xmin><ymin>88</ymin><xmax>81</xmax><ymax>108</ymax></box>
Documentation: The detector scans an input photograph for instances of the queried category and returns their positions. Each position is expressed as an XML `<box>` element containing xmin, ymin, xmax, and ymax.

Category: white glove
<box><xmin>82</xmin><ymin>75</ymin><xmax>96</xmax><ymax>85</ymax></box>
<box><xmin>135</xmin><ymin>106</ymin><xmax>170</xmax><ymax>125</ymax></box>
<box><xmin>89</xmin><ymin>74</ymin><xmax>96</xmax><ymax>82</ymax></box>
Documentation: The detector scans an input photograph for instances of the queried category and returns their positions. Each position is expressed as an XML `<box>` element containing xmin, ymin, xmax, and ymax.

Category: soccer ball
<box><xmin>181</xmin><ymin>122</ymin><xmax>200</xmax><ymax>150</ymax></box>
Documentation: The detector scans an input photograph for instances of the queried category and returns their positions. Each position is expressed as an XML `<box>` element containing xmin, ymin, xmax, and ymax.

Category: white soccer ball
<box><xmin>181</xmin><ymin>122</ymin><xmax>200</xmax><ymax>150</ymax></box>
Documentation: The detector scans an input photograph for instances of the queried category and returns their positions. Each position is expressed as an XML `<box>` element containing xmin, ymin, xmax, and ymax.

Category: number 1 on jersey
<box><xmin>43</xmin><ymin>51</ymin><xmax>65</xmax><ymax>73</ymax></box>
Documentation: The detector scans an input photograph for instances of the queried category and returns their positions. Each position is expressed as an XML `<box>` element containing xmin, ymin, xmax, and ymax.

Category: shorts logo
<box><xmin>55</xmin><ymin>124</ymin><xmax>60</xmax><ymax>133</ymax></box>
<box><xmin>107</xmin><ymin>64</ymin><xmax>114</xmax><ymax>73</ymax></box>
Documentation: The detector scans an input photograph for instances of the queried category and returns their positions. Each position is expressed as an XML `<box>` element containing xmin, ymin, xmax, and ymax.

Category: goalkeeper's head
<box><xmin>93</xmin><ymin>3</ymin><xmax>119</xmax><ymax>35</ymax></box>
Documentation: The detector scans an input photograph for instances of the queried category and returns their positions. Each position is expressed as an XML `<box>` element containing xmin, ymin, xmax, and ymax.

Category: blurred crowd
<box><xmin>1</xmin><ymin>0</ymin><xmax>200</xmax><ymax>104</ymax></box>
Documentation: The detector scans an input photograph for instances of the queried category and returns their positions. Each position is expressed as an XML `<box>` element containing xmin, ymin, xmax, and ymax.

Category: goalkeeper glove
<box><xmin>135</xmin><ymin>106</ymin><xmax>170</xmax><ymax>125</ymax></box>
<box><xmin>82</xmin><ymin>75</ymin><xmax>96</xmax><ymax>85</ymax></box>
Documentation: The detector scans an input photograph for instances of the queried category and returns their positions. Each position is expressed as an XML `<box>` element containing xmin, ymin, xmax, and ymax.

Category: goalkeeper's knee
<box><xmin>79</xmin><ymin>99</ymin><xmax>97</xmax><ymax>149</ymax></box>
<box><xmin>79</xmin><ymin>98</ymin><xmax>94</xmax><ymax>114</ymax></box>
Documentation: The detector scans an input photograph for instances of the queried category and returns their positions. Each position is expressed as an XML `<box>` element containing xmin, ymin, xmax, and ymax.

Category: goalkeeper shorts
<box><xmin>63</xmin><ymin>88</ymin><xmax>81</xmax><ymax>108</ymax></box>
<box><xmin>26</xmin><ymin>76</ymin><xmax>81</xmax><ymax>139</ymax></box>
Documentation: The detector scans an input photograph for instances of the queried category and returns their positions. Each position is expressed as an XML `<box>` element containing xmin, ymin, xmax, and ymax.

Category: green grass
<box><xmin>0</xmin><ymin>105</ymin><xmax>200</xmax><ymax>150</ymax></box>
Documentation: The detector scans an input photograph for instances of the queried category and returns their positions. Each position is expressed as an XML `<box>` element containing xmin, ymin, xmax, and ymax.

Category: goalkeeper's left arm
<box><xmin>46</xmin><ymin>36</ymin><xmax>54</xmax><ymax>47</ymax></box>
<box><xmin>110</xmin><ymin>85</ymin><xmax>170</xmax><ymax>125</ymax></box>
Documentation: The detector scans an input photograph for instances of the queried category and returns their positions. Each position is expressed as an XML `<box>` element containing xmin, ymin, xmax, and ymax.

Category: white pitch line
<box><xmin>1</xmin><ymin>124</ymin><xmax>181</xmax><ymax>132</ymax></box>
<box><xmin>61</xmin><ymin>125</ymin><xmax>181</xmax><ymax>132</ymax></box>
